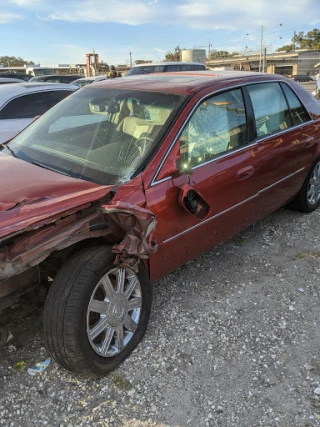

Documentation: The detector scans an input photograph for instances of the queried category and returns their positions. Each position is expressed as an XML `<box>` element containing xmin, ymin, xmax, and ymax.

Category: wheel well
<box><xmin>41</xmin><ymin>237</ymin><xmax>113</xmax><ymax>280</ymax></box>
<box><xmin>42</xmin><ymin>237</ymin><xmax>151</xmax><ymax>281</ymax></box>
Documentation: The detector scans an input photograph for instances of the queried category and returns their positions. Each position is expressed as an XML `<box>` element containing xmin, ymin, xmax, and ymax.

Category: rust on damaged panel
<box><xmin>0</xmin><ymin>200</ymin><xmax>157</xmax><ymax>282</ymax></box>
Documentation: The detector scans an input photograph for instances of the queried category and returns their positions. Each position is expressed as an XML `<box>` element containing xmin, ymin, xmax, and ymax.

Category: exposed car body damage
<box><xmin>0</xmin><ymin>152</ymin><xmax>157</xmax><ymax>300</ymax></box>
<box><xmin>0</xmin><ymin>200</ymin><xmax>157</xmax><ymax>287</ymax></box>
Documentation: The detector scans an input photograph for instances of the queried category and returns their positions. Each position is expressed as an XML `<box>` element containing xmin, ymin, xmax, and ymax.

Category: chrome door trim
<box><xmin>162</xmin><ymin>167</ymin><xmax>306</xmax><ymax>244</ymax></box>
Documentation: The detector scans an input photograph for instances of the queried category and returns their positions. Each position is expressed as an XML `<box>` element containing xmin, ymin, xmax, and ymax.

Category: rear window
<box><xmin>281</xmin><ymin>83</ymin><xmax>311</xmax><ymax>125</ymax></box>
<box><xmin>247</xmin><ymin>82</ymin><xmax>291</xmax><ymax>138</ymax></box>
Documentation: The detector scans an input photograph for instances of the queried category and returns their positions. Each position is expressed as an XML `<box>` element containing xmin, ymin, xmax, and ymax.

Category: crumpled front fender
<box><xmin>0</xmin><ymin>201</ymin><xmax>157</xmax><ymax>281</ymax></box>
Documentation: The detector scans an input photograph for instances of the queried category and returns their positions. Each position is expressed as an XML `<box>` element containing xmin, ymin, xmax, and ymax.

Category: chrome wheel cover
<box><xmin>307</xmin><ymin>161</ymin><xmax>320</xmax><ymax>206</ymax></box>
<box><xmin>87</xmin><ymin>267</ymin><xmax>142</xmax><ymax>357</ymax></box>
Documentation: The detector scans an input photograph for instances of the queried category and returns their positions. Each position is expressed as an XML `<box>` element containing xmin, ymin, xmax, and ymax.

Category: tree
<box><xmin>0</xmin><ymin>56</ymin><xmax>34</xmax><ymax>66</ymax></box>
<box><xmin>164</xmin><ymin>46</ymin><xmax>185</xmax><ymax>62</ymax></box>
<box><xmin>210</xmin><ymin>50</ymin><xmax>239</xmax><ymax>59</ymax></box>
<box><xmin>276</xmin><ymin>28</ymin><xmax>320</xmax><ymax>52</ymax></box>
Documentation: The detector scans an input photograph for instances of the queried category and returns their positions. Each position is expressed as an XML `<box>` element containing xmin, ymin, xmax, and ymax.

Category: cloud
<box><xmin>0</xmin><ymin>12</ymin><xmax>23</xmax><ymax>23</ymax></box>
<box><xmin>4</xmin><ymin>0</ymin><xmax>320</xmax><ymax>33</ymax></box>
<box><xmin>9</xmin><ymin>0</ymin><xmax>43</xmax><ymax>5</ymax></box>
<box><xmin>154</xmin><ymin>48</ymin><xmax>166</xmax><ymax>54</ymax></box>
<box><xmin>45</xmin><ymin>0</ymin><xmax>164</xmax><ymax>25</ymax></box>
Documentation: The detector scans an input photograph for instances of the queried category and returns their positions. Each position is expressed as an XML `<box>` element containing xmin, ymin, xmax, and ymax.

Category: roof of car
<box><xmin>73</xmin><ymin>76</ymin><xmax>106</xmax><ymax>82</ymax></box>
<box><xmin>130</xmin><ymin>62</ymin><xmax>206</xmax><ymax>67</ymax></box>
<box><xmin>29</xmin><ymin>75</ymin><xmax>80</xmax><ymax>79</ymax></box>
<box><xmin>0</xmin><ymin>83</ymin><xmax>77</xmax><ymax>105</ymax></box>
<box><xmin>91</xmin><ymin>71</ymin><xmax>289</xmax><ymax>95</ymax></box>
<box><xmin>0</xmin><ymin>77</ymin><xmax>26</xmax><ymax>83</ymax></box>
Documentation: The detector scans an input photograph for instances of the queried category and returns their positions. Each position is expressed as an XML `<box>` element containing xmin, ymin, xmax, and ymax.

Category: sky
<box><xmin>0</xmin><ymin>0</ymin><xmax>319</xmax><ymax>67</ymax></box>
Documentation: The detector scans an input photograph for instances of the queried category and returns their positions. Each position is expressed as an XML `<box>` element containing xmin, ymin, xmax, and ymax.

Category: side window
<box><xmin>60</xmin><ymin>76</ymin><xmax>72</xmax><ymax>83</ymax></box>
<box><xmin>179</xmin><ymin>88</ymin><xmax>248</xmax><ymax>169</ymax></box>
<box><xmin>247</xmin><ymin>82</ymin><xmax>291</xmax><ymax>137</ymax></box>
<box><xmin>181</xmin><ymin>64</ymin><xmax>193</xmax><ymax>71</ymax></box>
<box><xmin>194</xmin><ymin>65</ymin><xmax>205</xmax><ymax>70</ymax></box>
<box><xmin>0</xmin><ymin>93</ymin><xmax>49</xmax><ymax>119</ymax></box>
<box><xmin>154</xmin><ymin>66</ymin><xmax>165</xmax><ymax>72</ymax></box>
<box><xmin>46</xmin><ymin>77</ymin><xmax>60</xmax><ymax>83</ymax></box>
<box><xmin>165</xmin><ymin>65</ymin><xmax>181</xmax><ymax>72</ymax></box>
<box><xmin>281</xmin><ymin>83</ymin><xmax>311</xmax><ymax>125</ymax></box>
<box><xmin>45</xmin><ymin>90</ymin><xmax>72</xmax><ymax>108</ymax></box>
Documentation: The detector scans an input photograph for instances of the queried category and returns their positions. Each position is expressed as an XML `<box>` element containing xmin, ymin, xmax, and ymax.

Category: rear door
<box><xmin>245</xmin><ymin>81</ymin><xmax>314</xmax><ymax>213</ymax></box>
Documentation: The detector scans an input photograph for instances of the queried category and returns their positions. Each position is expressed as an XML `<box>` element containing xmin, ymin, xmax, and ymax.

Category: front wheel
<box><xmin>43</xmin><ymin>246</ymin><xmax>151</xmax><ymax>378</ymax></box>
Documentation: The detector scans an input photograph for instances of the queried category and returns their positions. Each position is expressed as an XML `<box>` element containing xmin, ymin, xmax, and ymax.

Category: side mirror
<box><xmin>178</xmin><ymin>183</ymin><xmax>210</xmax><ymax>220</ymax></box>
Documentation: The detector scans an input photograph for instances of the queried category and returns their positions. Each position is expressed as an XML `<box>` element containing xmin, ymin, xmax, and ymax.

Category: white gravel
<box><xmin>1</xmin><ymin>207</ymin><xmax>320</xmax><ymax>427</ymax></box>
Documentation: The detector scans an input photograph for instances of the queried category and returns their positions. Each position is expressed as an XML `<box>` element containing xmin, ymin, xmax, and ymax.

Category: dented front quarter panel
<box><xmin>0</xmin><ymin>175</ymin><xmax>157</xmax><ymax>287</ymax></box>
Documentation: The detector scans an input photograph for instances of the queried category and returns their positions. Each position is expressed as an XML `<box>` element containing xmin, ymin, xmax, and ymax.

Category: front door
<box><xmin>145</xmin><ymin>87</ymin><xmax>262</xmax><ymax>281</ymax></box>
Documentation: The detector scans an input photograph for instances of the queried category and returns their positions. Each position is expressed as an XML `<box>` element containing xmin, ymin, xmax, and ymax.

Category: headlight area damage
<box><xmin>0</xmin><ymin>198</ymin><xmax>157</xmax><ymax>301</ymax></box>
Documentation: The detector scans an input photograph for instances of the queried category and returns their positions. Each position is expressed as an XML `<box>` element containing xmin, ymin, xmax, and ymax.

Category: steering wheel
<box><xmin>136</xmin><ymin>136</ymin><xmax>154</xmax><ymax>155</ymax></box>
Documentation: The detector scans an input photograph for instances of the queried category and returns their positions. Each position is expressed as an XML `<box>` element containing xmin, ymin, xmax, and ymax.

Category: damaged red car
<box><xmin>1</xmin><ymin>71</ymin><xmax>320</xmax><ymax>377</ymax></box>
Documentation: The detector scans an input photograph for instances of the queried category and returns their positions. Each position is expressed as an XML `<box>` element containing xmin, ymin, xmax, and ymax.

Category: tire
<box><xmin>289</xmin><ymin>159</ymin><xmax>320</xmax><ymax>213</ymax></box>
<box><xmin>43</xmin><ymin>245</ymin><xmax>151</xmax><ymax>378</ymax></box>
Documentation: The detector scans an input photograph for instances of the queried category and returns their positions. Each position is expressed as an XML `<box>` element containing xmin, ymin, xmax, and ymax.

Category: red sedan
<box><xmin>1</xmin><ymin>71</ymin><xmax>320</xmax><ymax>377</ymax></box>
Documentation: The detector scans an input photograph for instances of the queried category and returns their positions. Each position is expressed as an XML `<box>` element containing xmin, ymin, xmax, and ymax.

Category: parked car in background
<box><xmin>0</xmin><ymin>77</ymin><xmax>26</xmax><ymax>84</ymax></box>
<box><xmin>125</xmin><ymin>61</ymin><xmax>206</xmax><ymax>76</ymax></box>
<box><xmin>0</xmin><ymin>73</ymin><xmax>32</xmax><ymax>81</ymax></box>
<box><xmin>0</xmin><ymin>71</ymin><xmax>320</xmax><ymax>378</ymax></box>
<box><xmin>290</xmin><ymin>75</ymin><xmax>314</xmax><ymax>82</ymax></box>
<box><xmin>28</xmin><ymin>75</ymin><xmax>81</xmax><ymax>84</ymax></box>
<box><xmin>0</xmin><ymin>83</ymin><xmax>77</xmax><ymax>143</ymax></box>
<box><xmin>70</xmin><ymin>75</ymin><xmax>107</xmax><ymax>88</ymax></box>
<box><xmin>289</xmin><ymin>75</ymin><xmax>317</xmax><ymax>95</ymax></box>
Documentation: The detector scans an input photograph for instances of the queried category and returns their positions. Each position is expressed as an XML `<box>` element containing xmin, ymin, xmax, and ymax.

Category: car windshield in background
<box><xmin>7</xmin><ymin>87</ymin><xmax>186</xmax><ymax>185</ymax></box>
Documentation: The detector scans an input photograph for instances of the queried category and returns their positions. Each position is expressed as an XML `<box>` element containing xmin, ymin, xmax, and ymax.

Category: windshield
<box><xmin>6</xmin><ymin>87</ymin><xmax>186</xmax><ymax>185</ymax></box>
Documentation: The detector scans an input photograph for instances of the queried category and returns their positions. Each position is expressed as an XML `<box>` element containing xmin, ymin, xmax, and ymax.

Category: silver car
<box><xmin>0</xmin><ymin>83</ymin><xmax>77</xmax><ymax>144</ymax></box>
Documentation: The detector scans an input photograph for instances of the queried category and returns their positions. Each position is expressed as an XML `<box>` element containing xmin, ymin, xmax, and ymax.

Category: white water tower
<box><xmin>181</xmin><ymin>49</ymin><xmax>206</xmax><ymax>64</ymax></box>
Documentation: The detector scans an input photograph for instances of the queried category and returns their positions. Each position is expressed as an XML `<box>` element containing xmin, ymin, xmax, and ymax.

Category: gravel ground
<box><xmin>1</xmin><ymin>207</ymin><xmax>320</xmax><ymax>427</ymax></box>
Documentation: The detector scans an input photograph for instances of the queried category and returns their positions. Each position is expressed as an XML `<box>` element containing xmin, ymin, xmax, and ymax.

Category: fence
<box><xmin>207</xmin><ymin>54</ymin><xmax>320</xmax><ymax>94</ymax></box>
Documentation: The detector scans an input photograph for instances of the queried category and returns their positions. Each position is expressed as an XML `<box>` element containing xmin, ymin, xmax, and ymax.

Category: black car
<box><xmin>291</xmin><ymin>75</ymin><xmax>314</xmax><ymax>82</ymax></box>
<box><xmin>28</xmin><ymin>75</ymin><xmax>82</xmax><ymax>84</ymax></box>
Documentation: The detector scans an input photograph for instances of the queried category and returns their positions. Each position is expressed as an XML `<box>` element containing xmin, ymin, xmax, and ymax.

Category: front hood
<box><xmin>0</xmin><ymin>152</ymin><xmax>113</xmax><ymax>239</ymax></box>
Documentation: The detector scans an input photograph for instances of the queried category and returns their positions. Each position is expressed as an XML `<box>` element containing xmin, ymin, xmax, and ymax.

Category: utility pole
<box><xmin>129</xmin><ymin>51</ymin><xmax>132</xmax><ymax>68</ymax></box>
<box><xmin>293</xmin><ymin>30</ymin><xmax>296</xmax><ymax>51</ymax></box>
<box><xmin>259</xmin><ymin>25</ymin><xmax>263</xmax><ymax>72</ymax></box>
<box><xmin>208</xmin><ymin>37</ymin><xmax>212</xmax><ymax>62</ymax></box>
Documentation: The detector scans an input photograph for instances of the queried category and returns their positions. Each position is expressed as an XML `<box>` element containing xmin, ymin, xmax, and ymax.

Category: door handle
<box><xmin>305</xmin><ymin>137</ymin><xmax>315</xmax><ymax>148</ymax></box>
<box><xmin>236</xmin><ymin>165</ymin><xmax>255</xmax><ymax>181</ymax></box>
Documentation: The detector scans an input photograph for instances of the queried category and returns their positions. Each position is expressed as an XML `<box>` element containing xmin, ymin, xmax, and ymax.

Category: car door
<box><xmin>245</xmin><ymin>81</ymin><xmax>315</xmax><ymax>214</ymax></box>
<box><xmin>144</xmin><ymin>87</ymin><xmax>262</xmax><ymax>281</ymax></box>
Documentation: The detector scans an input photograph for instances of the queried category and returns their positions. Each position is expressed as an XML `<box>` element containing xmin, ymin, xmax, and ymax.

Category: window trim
<box><xmin>151</xmin><ymin>79</ymin><xmax>314</xmax><ymax>187</ymax></box>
